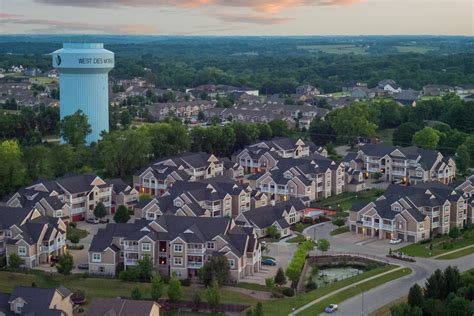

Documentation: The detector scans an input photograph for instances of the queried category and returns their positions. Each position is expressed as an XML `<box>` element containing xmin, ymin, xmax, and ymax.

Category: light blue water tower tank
<box><xmin>52</xmin><ymin>43</ymin><xmax>114</xmax><ymax>144</ymax></box>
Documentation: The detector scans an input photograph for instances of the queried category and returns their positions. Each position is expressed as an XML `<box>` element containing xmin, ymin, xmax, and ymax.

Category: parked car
<box><xmin>324</xmin><ymin>304</ymin><xmax>338</xmax><ymax>313</ymax></box>
<box><xmin>390</xmin><ymin>238</ymin><xmax>402</xmax><ymax>244</ymax></box>
<box><xmin>77</xmin><ymin>262</ymin><xmax>89</xmax><ymax>270</ymax></box>
<box><xmin>86</xmin><ymin>218</ymin><xmax>100</xmax><ymax>224</ymax></box>
<box><xmin>261</xmin><ymin>258</ymin><xmax>276</xmax><ymax>266</ymax></box>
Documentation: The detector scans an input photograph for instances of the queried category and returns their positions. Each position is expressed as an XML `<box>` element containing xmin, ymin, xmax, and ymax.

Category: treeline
<box><xmin>0</xmin><ymin>116</ymin><xmax>295</xmax><ymax>198</ymax></box>
<box><xmin>309</xmin><ymin>94</ymin><xmax>474</xmax><ymax>171</ymax></box>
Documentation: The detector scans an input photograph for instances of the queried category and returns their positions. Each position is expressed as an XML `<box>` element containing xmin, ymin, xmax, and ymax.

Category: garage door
<box><xmin>407</xmin><ymin>235</ymin><xmax>415</xmax><ymax>242</ymax></box>
<box><xmin>397</xmin><ymin>233</ymin><xmax>405</xmax><ymax>241</ymax></box>
<box><xmin>72</xmin><ymin>214</ymin><xmax>84</xmax><ymax>222</ymax></box>
<box><xmin>351</xmin><ymin>225</ymin><xmax>356</xmax><ymax>232</ymax></box>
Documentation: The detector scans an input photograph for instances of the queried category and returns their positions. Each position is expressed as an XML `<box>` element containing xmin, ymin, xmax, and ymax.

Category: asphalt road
<box><xmin>302</xmin><ymin>222</ymin><xmax>474</xmax><ymax>316</ymax></box>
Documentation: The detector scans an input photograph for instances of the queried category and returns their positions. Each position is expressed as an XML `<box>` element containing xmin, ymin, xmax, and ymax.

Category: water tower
<box><xmin>52</xmin><ymin>43</ymin><xmax>114</xmax><ymax>144</ymax></box>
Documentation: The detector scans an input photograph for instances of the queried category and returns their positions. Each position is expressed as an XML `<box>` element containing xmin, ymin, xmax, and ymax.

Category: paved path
<box><xmin>292</xmin><ymin>266</ymin><xmax>405</xmax><ymax>315</ymax></box>
<box><xmin>432</xmin><ymin>244</ymin><xmax>474</xmax><ymax>259</ymax></box>
<box><xmin>301</xmin><ymin>222</ymin><xmax>474</xmax><ymax>315</ymax></box>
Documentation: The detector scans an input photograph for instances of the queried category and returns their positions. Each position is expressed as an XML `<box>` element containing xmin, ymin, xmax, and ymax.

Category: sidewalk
<box><xmin>290</xmin><ymin>266</ymin><xmax>405</xmax><ymax>315</ymax></box>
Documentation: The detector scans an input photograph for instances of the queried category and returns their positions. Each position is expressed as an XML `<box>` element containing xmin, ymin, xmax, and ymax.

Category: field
<box><xmin>394</xmin><ymin>46</ymin><xmax>434</xmax><ymax>54</ymax></box>
<box><xmin>312</xmin><ymin>189</ymin><xmax>382</xmax><ymax>215</ymax></box>
<box><xmin>30</xmin><ymin>76</ymin><xmax>58</xmax><ymax>85</ymax></box>
<box><xmin>297</xmin><ymin>44</ymin><xmax>368</xmax><ymax>55</ymax></box>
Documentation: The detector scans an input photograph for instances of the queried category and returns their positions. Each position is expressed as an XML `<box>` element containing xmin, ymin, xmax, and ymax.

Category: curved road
<box><xmin>302</xmin><ymin>222</ymin><xmax>474</xmax><ymax>315</ymax></box>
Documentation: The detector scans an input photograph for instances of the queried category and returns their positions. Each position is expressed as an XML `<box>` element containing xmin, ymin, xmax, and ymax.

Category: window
<box><xmin>18</xmin><ymin>246</ymin><xmax>26</xmax><ymax>256</ymax></box>
<box><xmin>55</xmin><ymin>210</ymin><xmax>63</xmax><ymax>217</ymax></box>
<box><xmin>119</xmin><ymin>238</ymin><xmax>124</xmax><ymax>246</ymax></box>
<box><xmin>173</xmin><ymin>257</ymin><xmax>183</xmax><ymax>265</ymax></box>
<box><xmin>228</xmin><ymin>259</ymin><xmax>235</xmax><ymax>269</ymax></box>
<box><xmin>4</xmin><ymin>230</ymin><xmax>11</xmax><ymax>237</ymax></box>
<box><xmin>120</xmin><ymin>252</ymin><xmax>124</xmax><ymax>258</ymax></box>
<box><xmin>207</xmin><ymin>242</ymin><xmax>215</xmax><ymax>249</ymax></box>
<box><xmin>416</xmin><ymin>171</ymin><xmax>423</xmax><ymax>177</ymax></box>
<box><xmin>444</xmin><ymin>217</ymin><xmax>449</xmax><ymax>223</ymax></box>
<box><xmin>175</xmin><ymin>270</ymin><xmax>182</xmax><ymax>277</ymax></box>
<box><xmin>92</xmin><ymin>253</ymin><xmax>101</xmax><ymax>263</ymax></box>
<box><xmin>159</xmin><ymin>257</ymin><xmax>167</xmax><ymax>265</ymax></box>
<box><xmin>16</xmin><ymin>305</ymin><xmax>22</xmax><ymax>313</ymax></box>
<box><xmin>174</xmin><ymin>244</ymin><xmax>183</xmax><ymax>252</ymax></box>
<box><xmin>99</xmin><ymin>266</ymin><xmax>105</xmax><ymax>273</ymax></box>
<box><xmin>418</xmin><ymin>223</ymin><xmax>424</xmax><ymax>230</ymax></box>
<box><xmin>142</xmin><ymin>243</ymin><xmax>151</xmax><ymax>252</ymax></box>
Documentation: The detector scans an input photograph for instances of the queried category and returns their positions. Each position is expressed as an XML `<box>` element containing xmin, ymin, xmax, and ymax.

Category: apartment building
<box><xmin>0</xmin><ymin>286</ymin><xmax>73</xmax><ymax>316</ymax></box>
<box><xmin>1</xmin><ymin>206</ymin><xmax>67</xmax><ymax>268</ymax></box>
<box><xmin>86</xmin><ymin>298</ymin><xmax>160</xmax><ymax>316</ymax></box>
<box><xmin>108</xmin><ymin>178</ymin><xmax>139</xmax><ymax>212</ymax></box>
<box><xmin>149</xmin><ymin>100</ymin><xmax>215</xmax><ymax>121</ymax></box>
<box><xmin>88</xmin><ymin>215</ymin><xmax>261</xmax><ymax>281</ymax></box>
<box><xmin>344</xmin><ymin>144</ymin><xmax>456</xmax><ymax>185</ymax></box>
<box><xmin>236</xmin><ymin>198</ymin><xmax>309</xmax><ymax>238</ymax></box>
<box><xmin>133</xmin><ymin>152</ymin><xmax>224</xmax><ymax>197</ymax></box>
<box><xmin>456</xmin><ymin>175</ymin><xmax>474</xmax><ymax>225</ymax></box>
<box><xmin>348</xmin><ymin>182</ymin><xmax>468</xmax><ymax>242</ymax></box>
<box><xmin>5</xmin><ymin>174</ymin><xmax>112</xmax><ymax>222</ymax></box>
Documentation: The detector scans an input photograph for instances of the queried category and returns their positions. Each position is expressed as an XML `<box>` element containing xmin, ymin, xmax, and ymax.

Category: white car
<box><xmin>325</xmin><ymin>304</ymin><xmax>338</xmax><ymax>313</ymax></box>
<box><xmin>389</xmin><ymin>238</ymin><xmax>402</xmax><ymax>244</ymax></box>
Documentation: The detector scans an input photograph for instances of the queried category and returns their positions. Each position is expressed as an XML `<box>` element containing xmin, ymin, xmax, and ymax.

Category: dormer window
<box><xmin>174</xmin><ymin>200</ymin><xmax>183</xmax><ymax>207</ymax></box>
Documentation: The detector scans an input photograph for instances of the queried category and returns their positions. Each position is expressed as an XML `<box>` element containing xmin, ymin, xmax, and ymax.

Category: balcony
<box><xmin>392</xmin><ymin>170</ymin><xmax>406</xmax><ymax>176</ymax></box>
<box><xmin>381</xmin><ymin>224</ymin><xmax>394</xmax><ymax>231</ymax></box>
<box><xmin>392</xmin><ymin>161</ymin><xmax>406</xmax><ymax>167</ymax></box>
<box><xmin>71</xmin><ymin>197</ymin><xmax>86</xmax><ymax>204</ymax></box>
<box><xmin>432</xmin><ymin>222</ymin><xmax>440</xmax><ymax>228</ymax></box>
<box><xmin>362</xmin><ymin>221</ymin><xmax>374</xmax><ymax>227</ymax></box>
<box><xmin>187</xmin><ymin>261</ymin><xmax>204</xmax><ymax>269</ymax></box>
<box><xmin>187</xmin><ymin>247</ymin><xmax>205</xmax><ymax>254</ymax></box>
<box><xmin>125</xmin><ymin>258</ymin><xmax>138</xmax><ymax>265</ymax></box>
<box><xmin>41</xmin><ymin>240</ymin><xmax>65</xmax><ymax>253</ymax></box>
<box><xmin>124</xmin><ymin>244</ymin><xmax>139</xmax><ymax>251</ymax></box>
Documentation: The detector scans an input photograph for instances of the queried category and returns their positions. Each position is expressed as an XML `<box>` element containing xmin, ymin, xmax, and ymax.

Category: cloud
<box><xmin>0</xmin><ymin>16</ymin><xmax>159</xmax><ymax>34</ymax></box>
<box><xmin>33</xmin><ymin>0</ymin><xmax>364</xmax><ymax>13</ymax></box>
<box><xmin>211</xmin><ymin>12</ymin><xmax>291</xmax><ymax>24</ymax></box>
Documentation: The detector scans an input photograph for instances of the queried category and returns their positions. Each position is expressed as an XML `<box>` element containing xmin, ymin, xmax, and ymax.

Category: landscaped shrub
<box><xmin>282</xmin><ymin>287</ymin><xmax>295</xmax><ymax>297</ymax></box>
<box><xmin>271</xmin><ymin>288</ymin><xmax>284</xmax><ymax>298</ymax></box>
<box><xmin>68</xmin><ymin>222</ymin><xmax>77</xmax><ymax>228</ymax></box>
<box><xmin>305</xmin><ymin>280</ymin><xmax>318</xmax><ymax>291</ymax></box>
<box><xmin>180</xmin><ymin>278</ymin><xmax>191</xmax><ymax>286</ymax></box>
<box><xmin>285</xmin><ymin>240</ymin><xmax>315</xmax><ymax>283</ymax></box>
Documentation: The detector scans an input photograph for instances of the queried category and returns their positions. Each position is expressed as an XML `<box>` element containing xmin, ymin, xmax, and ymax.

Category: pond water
<box><xmin>312</xmin><ymin>266</ymin><xmax>364</xmax><ymax>286</ymax></box>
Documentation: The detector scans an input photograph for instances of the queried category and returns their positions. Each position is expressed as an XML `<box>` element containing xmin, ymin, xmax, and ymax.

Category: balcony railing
<box><xmin>124</xmin><ymin>245</ymin><xmax>139</xmax><ymax>251</ymax></box>
<box><xmin>187</xmin><ymin>261</ymin><xmax>204</xmax><ymax>268</ymax></box>
<box><xmin>381</xmin><ymin>224</ymin><xmax>394</xmax><ymax>231</ymax></box>
<box><xmin>41</xmin><ymin>240</ymin><xmax>65</xmax><ymax>253</ymax></box>
<box><xmin>187</xmin><ymin>247</ymin><xmax>205</xmax><ymax>254</ymax></box>
<box><xmin>125</xmin><ymin>258</ymin><xmax>138</xmax><ymax>265</ymax></box>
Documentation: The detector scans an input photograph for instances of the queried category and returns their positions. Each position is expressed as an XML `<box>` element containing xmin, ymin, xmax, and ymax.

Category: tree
<box><xmin>444</xmin><ymin>266</ymin><xmax>461</xmax><ymax>295</ymax></box>
<box><xmin>266</xmin><ymin>225</ymin><xmax>279</xmax><ymax>239</ymax></box>
<box><xmin>114</xmin><ymin>205</ymin><xmax>130</xmax><ymax>223</ymax></box>
<box><xmin>407</xmin><ymin>284</ymin><xmax>424</xmax><ymax>308</ymax></box>
<box><xmin>268</xmin><ymin>119</ymin><xmax>294</xmax><ymax>138</ymax></box>
<box><xmin>119</xmin><ymin>110</ymin><xmax>133</xmax><ymax>128</ymax></box>
<box><xmin>455</xmin><ymin>145</ymin><xmax>470</xmax><ymax>174</ymax></box>
<box><xmin>200</xmin><ymin>256</ymin><xmax>231</xmax><ymax>287</ymax></box>
<box><xmin>0</xmin><ymin>140</ymin><xmax>26</xmax><ymax>197</ymax></box>
<box><xmin>317</xmin><ymin>239</ymin><xmax>330</xmax><ymax>254</ymax></box>
<box><xmin>205</xmin><ymin>280</ymin><xmax>221</xmax><ymax>309</ymax></box>
<box><xmin>137</xmin><ymin>256</ymin><xmax>154</xmax><ymax>282</ymax></box>
<box><xmin>445</xmin><ymin>295</ymin><xmax>471</xmax><ymax>316</ymax></box>
<box><xmin>448</xmin><ymin>227</ymin><xmax>461</xmax><ymax>241</ymax></box>
<box><xmin>274</xmin><ymin>267</ymin><xmax>287</xmax><ymax>287</ymax></box>
<box><xmin>254</xmin><ymin>302</ymin><xmax>264</xmax><ymax>316</ymax></box>
<box><xmin>151</xmin><ymin>274</ymin><xmax>163</xmax><ymax>301</ymax></box>
<box><xmin>49</xmin><ymin>144</ymin><xmax>77</xmax><ymax>177</ymax></box>
<box><xmin>60</xmin><ymin>110</ymin><xmax>92</xmax><ymax>147</ymax></box>
<box><xmin>8</xmin><ymin>253</ymin><xmax>24</xmax><ymax>269</ymax></box>
<box><xmin>327</xmin><ymin>103</ymin><xmax>378</xmax><ymax>143</ymax></box>
<box><xmin>390</xmin><ymin>303</ymin><xmax>422</xmax><ymax>316</ymax></box>
<box><xmin>265</xmin><ymin>277</ymin><xmax>275</xmax><ymax>289</ymax></box>
<box><xmin>94</xmin><ymin>202</ymin><xmax>107</xmax><ymax>219</ymax></box>
<box><xmin>393</xmin><ymin>122</ymin><xmax>424</xmax><ymax>147</ymax></box>
<box><xmin>131</xmin><ymin>287</ymin><xmax>142</xmax><ymax>300</ymax></box>
<box><xmin>168</xmin><ymin>274</ymin><xmax>182</xmax><ymax>302</ymax></box>
<box><xmin>463</xmin><ymin>135</ymin><xmax>474</xmax><ymax>167</ymax></box>
<box><xmin>332</xmin><ymin>217</ymin><xmax>346</xmax><ymax>227</ymax></box>
<box><xmin>425</xmin><ymin>269</ymin><xmax>446</xmax><ymax>300</ymax></box>
<box><xmin>308</xmin><ymin>117</ymin><xmax>337</xmax><ymax>146</ymax></box>
<box><xmin>412</xmin><ymin>127</ymin><xmax>441</xmax><ymax>150</ymax></box>
<box><xmin>56</xmin><ymin>252</ymin><xmax>74</xmax><ymax>275</ymax></box>
<box><xmin>22</xmin><ymin>145</ymin><xmax>53</xmax><ymax>182</ymax></box>
<box><xmin>257</xmin><ymin>124</ymin><xmax>273</xmax><ymax>140</ymax></box>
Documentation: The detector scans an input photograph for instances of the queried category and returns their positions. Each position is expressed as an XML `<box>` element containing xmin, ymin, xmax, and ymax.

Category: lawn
<box><xmin>234</xmin><ymin>282</ymin><xmax>272</xmax><ymax>292</ymax></box>
<box><xmin>376</xmin><ymin>129</ymin><xmax>395</xmax><ymax>145</ymax></box>
<box><xmin>330</xmin><ymin>226</ymin><xmax>350</xmax><ymax>236</ymax></box>
<box><xmin>67</xmin><ymin>226</ymin><xmax>89</xmax><ymax>240</ymax></box>
<box><xmin>286</xmin><ymin>234</ymin><xmax>307</xmax><ymax>243</ymax></box>
<box><xmin>261</xmin><ymin>265</ymin><xmax>398</xmax><ymax>315</ymax></box>
<box><xmin>435</xmin><ymin>245</ymin><xmax>474</xmax><ymax>260</ymax></box>
<box><xmin>298</xmin><ymin>267</ymin><xmax>411</xmax><ymax>316</ymax></box>
<box><xmin>397</xmin><ymin>230</ymin><xmax>474</xmax><ymax>258</ymax></box>
<box><xmin>29</xmin><ymin>76</ymin><xmax>58</xmax><ymax>85</ymax></box>
<box><xmin>0</xmin><ymin>271</ymin><xmax>258</xmax><ymax>307</ymax></box>
<box><xmin>394</xmin><ymin>46</ymin><xmax>434</xmax><ymax>54</ymax></box>
<box><xmin>312</xmin><ymin>189</ymin><xmax>382</xmax><ymax>214</ymax></box>
<box><xmin>297</xmin><ymin>44</ymin><xmax>368</xmax><ymax>55</ymax></box>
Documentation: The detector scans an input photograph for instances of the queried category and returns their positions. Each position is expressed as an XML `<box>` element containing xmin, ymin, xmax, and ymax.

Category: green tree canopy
<box><xmin>412</xmin><ymin>127</ymin><xmax>441</xmax><ymax>150</ymax></box>
<box><xmin>60</xmin><ymin>110</ymin><xmax>92</xmax><ymax>147</ymax></box>
<box><xmin>56</xmin><ymin>252</ymin><xmax>74</xmax><ymax>275</ymax></box>
<box><xmin>114</xmin><ymin>205</ymin><xmax>131</xmax><ymax>223</ymax></box>
<box><xmin>94</xmin><ymin>202</ymin><xmax>107</xmax><ymax>219</ymax></box>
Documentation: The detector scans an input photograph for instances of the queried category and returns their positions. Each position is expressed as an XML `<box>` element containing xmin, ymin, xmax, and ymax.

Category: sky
<box><xmin>0</xmin><ymin>0</ymin><xmax>473</xmax><ymax>35</ymax></box>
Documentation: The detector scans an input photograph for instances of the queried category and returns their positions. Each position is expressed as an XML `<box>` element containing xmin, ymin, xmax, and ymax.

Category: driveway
<box><xmin>69</xmin><ymin>220</ymin><xmax>107</xmax><ymax>273</ymax></box>
<box><xmin>243</xmin><ymin>241</ymin><xmax>297</xmax><ymax>285</ymax></box>
<box><xmin>302</xmin><ymin>222</ymin><xmax>474</xmax><ymax>315</ymax></box>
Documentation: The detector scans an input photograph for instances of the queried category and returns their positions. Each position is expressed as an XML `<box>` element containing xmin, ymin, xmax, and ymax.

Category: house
<box><xmin>149</xmin><ymin>101</ymin><xmax>215</xmax><ymax>121</ymax></box>
<box><xmin>394</xmin><ymin>89</ymin><xmax>420</xmax><ymax>106</ymax></box>
<box><xmin>86</xmin><ymin>298</ymin><xmax>160</xmax><ymax>316</ymax></box>
<box><xmin>342</xmin><ymin>81</ymin><xmax>368</xmax><ymax>93</ymax></box>
<box><xmin>108</xmin><ymin>178</ymin><xmax>139</xmax><ymax>212</ymax></box>
<box><xmin>296</xmin><ymin>85</ymin><xmax>320</xmax><ymax>96</ymax></box>
<box><xmin>422</xmin><ymin>84</ymin><xmax>453</xmax><ymax>97</ymax></box>
<box><xmin>3</xmin><ymin>207</ymin><xmax>67</xmax><ymax>268</ymax></box>
<box><xmin>133</xmin><ymin>152</ymin><xmax>224</xmax><ymax>197</ymax></box>
<box><xmin>344</xmin><ymin>168</ymin><xmax>366</xmax><ymax>193</ymax></box>
<box><xmin>236</xmin><ymin>198</ymin><xmax>308</xmax><ymax>238</ymax></box>
<box><xmin>378</xmin><ymin>79</ymin><xmax>402</xmax><ymax>94</ymax></box>
<box><xmin>0</xmin><ymin>286</ymin><xmax>73</xmax><ymax>315</ymax></box>
<box><xmin>88</xmin><ymin>215</ymin><xmax>261</xmax><ymax>281</ymax></box>
<box><xmin>348</xmin><ymin>182</ymin><xmax>468</xmax><ymax>242</ymax></box>
<box><xmin>345</xmin><ymin>144</ymin><xmax>456</xmax><ymax>185</ymax></box>
<box><xmin>5</xmin><ymin>174</ymin><xmax>113</xmax><ymax>222</ymax></box>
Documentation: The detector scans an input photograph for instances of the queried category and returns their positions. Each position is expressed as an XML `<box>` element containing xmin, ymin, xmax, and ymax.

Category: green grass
<box><xmin>298</xmin><ymin>267</ymin><xmax>412</xmax><ymax>316</ymax></box>
<box><xmin>67</xmin><ymin>227</ymin><xmax>89</xmax><ymax>240</ymax></box>
<box><xmin>261</xmin><ymin>265</ymin><xmax>397</xmax><ymax>315</ymax></box>
<box><xmin>377</xmin><ymin>129</ymin><xmax>395</xmax><ymax>145</ymax></box>
<box><xmin>435</xmin><ymin>245</ymin><xmax>474</xmax><ymax>260</ymax></box>
<box><xmin>330</xmin><ymin>226</ymin><xmax>350</xmax><ymax>236</ymax></box>
<box><xmin>394</xmin><ymin>46</ymin><xmax>434</xmax><ymax>54</ymax></box>
<box><xmin>0</xmin><ymin>271</ymin><xmax>258</xmax><ymax>307</ymax></box>
<box><xmin>297</xmin><ymin>44</ymin><xmax>368</xmax><ymax>55</ymax></box>
<box><xmin>29</xmin><ymin>76</ymin><xmax>58</xmax><ymax>85</ymax></box>
<box><xmin>312</xmin><ymin>189</ymin><xmax>382</xmax><ymax>213</ymax></box>
<box><xmin>234</xmin><ymin>282</ymin><xmax>272</xmax><ymax>292</ymax></box>
<box><xmin>397</xmin><ymin>230</ymin><xmax>474</xmax><ymax>258</ymax></box>
<box><xmin>286</xmin><ymin>234</ymin><xmax>307</xmax><ymax>243</ymax></box>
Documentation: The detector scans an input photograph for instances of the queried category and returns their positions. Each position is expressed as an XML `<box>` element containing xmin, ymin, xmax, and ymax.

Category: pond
<box><xmin>311</xmin><ymin>266</ymin><xmax>364</xmax><ymax>287</ymax></box>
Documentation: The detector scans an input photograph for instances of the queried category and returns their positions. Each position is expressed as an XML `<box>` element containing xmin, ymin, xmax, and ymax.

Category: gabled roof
<box><xmin>0</xmin><ymin>206</ymin><xmax>35</xmax><ymax>230</ymax></box>
<box><xmin>8</xmin><ymin>286</ymin><xmax>70</xmax><ymax>315</ymax></box>
<box><xmin>85</xmin><ymin>298</ymin><xmax>159</xmax><ymax>316</ymax></box>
